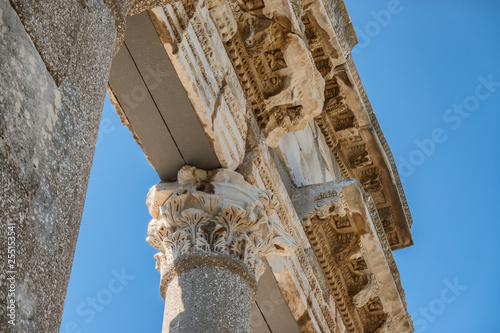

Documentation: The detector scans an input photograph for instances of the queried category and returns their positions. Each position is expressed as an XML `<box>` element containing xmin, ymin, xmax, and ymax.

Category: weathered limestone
<box><xmin>238</xmin><ymin>145</ymin><xmax>348</xmax><ymax>332</ymax></box>
<box><xmin>148</xmin><ymin>5</ymin><xmax>250</xmax><ymax>170</ymax></box>
<box><xmin>146</xmin><ymin>0</ymin><xmax>412</xmax><ymax>250</ymax></box>
<box><xmin>292</xmin><ymin>180</ymin><xmax>413</xmax><ymax>332</ymax></box>
<box><xmin>1</xmin><ymin>0</ymin><xmax>416</xmax><ymax>331</ymax></box>
<box><xmin>138</xmin><ymin>0</ymin><xmax>413</xmax><ymax>253</ymax></box>
<box><xmin>149</xmin><ymin>0</ymin><xmax>326</xmax><ymax>151</ymax></box>
<box><xmin>275</xmin><ymin>120</ymin><xmax>344</xmax><ymax>187</ymax></box>
<box><xmin>146</xmin><ymin>166</ymin><xmax>296</xmax><ymax>332</ymax></box>
<box><xmin>300</xmin><ymin>0</ymin><xmax>413</xmax><ymax>249</ymax></box>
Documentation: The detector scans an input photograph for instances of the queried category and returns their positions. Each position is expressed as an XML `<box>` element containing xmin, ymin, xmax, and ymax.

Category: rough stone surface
<box><xmin>0</xmin><ymin>1</ymin><xmax>117</xmax><ymax>331</ymax></box>
<box><xmin>128</xmin><ymin>0</ymin><xmax>173</xmax><ymax>16</ymax></box>
<box><xmin>163</xmin><ymin>264</ymin><xmax>253</xmax><ymax>333</ymax></box>
<box><xmin>276</xmin><ymin>120</ymin><xmax>343</xmax><ymax>187</ymax></box>
<box><xmin>7</xmin><ymin>0</ymin><xmax>86</xmax><ymax>84</ymax></box>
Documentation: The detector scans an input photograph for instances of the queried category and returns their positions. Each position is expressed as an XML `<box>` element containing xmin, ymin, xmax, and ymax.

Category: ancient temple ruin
<box><xmin>0</xmin><ymin>0</ymin><xmax>414</xmax><ymax>332</ymax></box>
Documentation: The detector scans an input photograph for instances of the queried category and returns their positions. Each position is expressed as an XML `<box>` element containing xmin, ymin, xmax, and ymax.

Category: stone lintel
<box><xmin>150</xmin><ymin>0</ymin><xmax>326</xmax><ymax>149</ymax></box>
<box><xmin>134</xmin><ymin>1</ymin><xmax>413</xmax><ymax>253</ymax></box>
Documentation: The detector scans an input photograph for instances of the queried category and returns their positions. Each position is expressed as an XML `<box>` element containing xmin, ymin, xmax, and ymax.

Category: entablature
<box><xmin>299</xmin><ymin>0</ymin><xmax>413</xmax><ymax>250</ymax></box>
<box><xmin>292</xmin><ymin>180</ymin><xmax>413</xmax><ymax>333</ymax></box>
<box><xmin>140</xmin><ymin>0</ymin><xmax>412</xmax><ymax>250</ymax></box>
<box><xmin>107</xmin><ymin>1</ymin><xmax>415</xmax><ymax>331</ymax></box>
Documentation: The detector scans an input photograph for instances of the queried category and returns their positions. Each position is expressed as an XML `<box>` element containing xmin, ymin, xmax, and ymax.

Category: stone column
<box><xmin>1</xmin><ymin>2</ymin><xmax>121</xmax><ymax>331</ymax></box>
<box><xmin>0</xmin><ymin>1</ymin><xmax>175</xmax><ymax>331</ymax></box>
<box><xmin>146</xmin><ymin>166</ymin><xmax>295</xmax><ymax>333</ymax></box>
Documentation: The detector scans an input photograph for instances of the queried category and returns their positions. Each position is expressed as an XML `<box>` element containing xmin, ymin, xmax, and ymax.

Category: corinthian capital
<box><xmin>146</xmin><ymin>166</ymin><xmax>296</xmax><ymax>281</ymax></box>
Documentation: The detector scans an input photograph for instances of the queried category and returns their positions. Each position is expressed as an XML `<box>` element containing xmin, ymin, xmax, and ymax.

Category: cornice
<box><xmin>344</xmin><ymin>56</ymin><xmax>414</xmax><ymax>230</ymax></box>
<box><xmin>144</xmin><ymin>1</ymin><xmax>415</xmax><ymax>330</ymax></box>
<box><xmin>291</xmin><ymin>180</ymin><xmax>413</xmax><ymax>333</ymax></box>
<box><xmin>301</xmin><ymin>0</ymin><xmax>413</xmax><ymax>249</ymax></box>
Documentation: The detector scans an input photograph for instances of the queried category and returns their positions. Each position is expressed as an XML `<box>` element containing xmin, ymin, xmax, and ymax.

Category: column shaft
<box><xmin>163</xmin><ymin>264</ymin><xmax>252</xmax><ymax>333</ymax></box>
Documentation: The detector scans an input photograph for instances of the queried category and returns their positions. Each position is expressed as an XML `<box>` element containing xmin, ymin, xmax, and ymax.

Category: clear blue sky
<box><xmin>61</xmin><ymin>1</ymin><xmax>500</xmax><ymax>332</ymax></box>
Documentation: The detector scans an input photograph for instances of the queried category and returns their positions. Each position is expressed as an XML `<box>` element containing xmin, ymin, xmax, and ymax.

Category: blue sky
<box><xmin>61</xmin><ymin>1</ymin><xmax>500</xmax><ymax>332</ymax></box>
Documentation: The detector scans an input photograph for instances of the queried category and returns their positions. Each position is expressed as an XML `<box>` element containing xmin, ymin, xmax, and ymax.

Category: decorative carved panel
<box><xmin>149</xmin><ymin>4</ymin><xmax>249</xmax><ymax>170</ymax></box>
<box><xmin>239</xmin><ymin>147</ymin><xmax>341</xmax><ymax>332</ymax></box>
<box><xmin>299</xmin><ymin>2</ymin><xmax>412</xmax><ymax>249</ymax></box>
<box><xmin>149</xmin><ymin>0</ymin><xmax>412</xmax><ymax>250</ymax></box>
<box><xmin>292</xmin><ymin>180</ymin><xmax>413</xmax><ymax>333</ymax></box>
<box><xmin>146</xmin><ymin>166</ymin><xmax>297</xmax><ymax>282</ymax></box>
<box><xmin>206</xmin><ymin>0</ymin><xmax>325</xmax><ymax>147</ymax></box>
<box><xmin>144</xmin><ymin>1</ymin><xmax>415</xmax><ymax>329</ymax></box>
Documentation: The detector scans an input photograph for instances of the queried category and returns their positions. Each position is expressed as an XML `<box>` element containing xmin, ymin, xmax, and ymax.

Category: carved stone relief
<box><xmin>206</xmin><ymin>0</ymin><xmax>325</xmax><ymax>147</ymax></box>
<box><xmin>149</xmin><ymin>4</ymin><xmax>249</xmax><ymax>170</ymax></box>
<box><xmin>146</xmin><ymin>166</ymin><xmax>297</xmax><ymax>282</ymax></box>
<box><xmin>238</xmin><ymin>147</ymin><xmax>342</xmax><ymax>332</ymax></box>
<box><xmin>298</xmin><ymin>1</ymin><xmax>412</xmax><ymax>249</ymax></box>
<box><xmin>149</xmin><ymin>0</ymin><xmax>411</xmax><ymax>250</ymax></box>
<box><xmin>292</xmin><ymin>179</ymin><xmax>413</xmax><ymax>333</ymax></box>
<box><xmin>143</xmin><ymin>0</ymin><xmax>414</xmax><ymax>330</ymax></box>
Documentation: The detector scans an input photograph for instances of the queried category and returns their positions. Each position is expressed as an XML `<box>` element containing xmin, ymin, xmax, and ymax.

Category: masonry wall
<box><xmin>0</xmin><ymin>1</ymin><xmax>118</xmax><ymax>331</ymax></box>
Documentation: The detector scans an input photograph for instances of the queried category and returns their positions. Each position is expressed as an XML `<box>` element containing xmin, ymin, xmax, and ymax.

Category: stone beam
<box><xmin>108</xmin><ymin>11</ymin><xmax>221</xmax><ymax>180</ymax></box>
<box><xmin>148</xmin><ymin>5</ymin><xmax>249</xmax><ymax>170</ymax></box>
<box><xmin>292</xmin><ymin>180</ymin><xmax>413</xmax><ymax>333</ymax></box>
<box><xmin>145</xmin><ymin>0</ymin><xmax>413</xmax><ymax>249</ymax></box>
<box><xmin>149</xmin><ymin>0</ymin><xmax>326</xmax><ymax>149</ymax></box>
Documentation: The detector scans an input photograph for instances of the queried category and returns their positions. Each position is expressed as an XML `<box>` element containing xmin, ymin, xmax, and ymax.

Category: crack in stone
<box><xmin>211</xmin><ymin>77</ymin><xmax>228</xmax><ymax>130</ymax></box>
<box><xmin>238</xmin><ymin>5</ymin><xmax>303</xmax><ymax>40</ymax></box>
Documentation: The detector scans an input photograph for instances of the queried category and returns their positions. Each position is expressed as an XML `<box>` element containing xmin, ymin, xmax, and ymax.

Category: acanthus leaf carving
<box><xmin>146</xmin><ymin>166</ymin><xmax>297</xmax><ymax>281</ymax></box>
<box><xmin>301</xmin><ymin>1</ymin><xmax>413</xmax><ymax>251</ymax></box>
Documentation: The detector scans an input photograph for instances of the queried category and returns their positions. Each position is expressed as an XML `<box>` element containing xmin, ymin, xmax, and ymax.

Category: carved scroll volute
<box><xmin>146</xmin><ymin>166</ymin><xmax>297</xmax><ymax>281</ymax></box>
